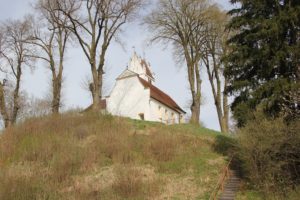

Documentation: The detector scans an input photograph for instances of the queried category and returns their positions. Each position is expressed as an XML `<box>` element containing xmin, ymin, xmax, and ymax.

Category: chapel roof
<box><xmin>138</xmin><ymin>77</ymin><xmax>186</xmax><ymax>114</ymax></box>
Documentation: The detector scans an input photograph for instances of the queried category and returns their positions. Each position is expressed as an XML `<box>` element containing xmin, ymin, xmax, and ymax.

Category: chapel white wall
<box><xmin>106</xmin><ymin>76</ymin><xmax>151</xmax><ymax>120</ymax></box>
<box><xmin>149</xmin><ymin>99</ymin><xmax>182</xmax><ymax>124</ymax></box>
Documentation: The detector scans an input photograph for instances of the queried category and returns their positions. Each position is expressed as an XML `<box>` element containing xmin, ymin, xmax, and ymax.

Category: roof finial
<box><xmin>132</xmin><ymin>46</ymin><xmax>136</xmax><ymax>54</ymax></box>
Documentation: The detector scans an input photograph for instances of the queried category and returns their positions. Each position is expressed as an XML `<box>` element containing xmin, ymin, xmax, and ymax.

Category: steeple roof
<box><xmin>128</xmin><ymin>52</ymin><xmax>154</xmax><ymax>82</ymax></box>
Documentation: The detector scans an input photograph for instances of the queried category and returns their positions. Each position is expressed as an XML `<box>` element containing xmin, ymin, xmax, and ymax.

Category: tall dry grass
<box><xmin>145</xmin><ymin>132</ymin><xmax>179</xmax><ymax>162</ymax></box>
<box><xmin>0</xmin><ymin>111</ymin><xmax>223</xmax><ymax>199</ymax></box>
<box><xmin>0</xmin><ymin>112</ymin><xmax>134</xmax><ymax>199</ymax></box>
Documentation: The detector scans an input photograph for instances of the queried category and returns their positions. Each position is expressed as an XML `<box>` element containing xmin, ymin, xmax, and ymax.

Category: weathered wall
<box><xmin>149</xmin><ymin>99</ymin><xmax>182</xmax><ymax>124</ymax></box>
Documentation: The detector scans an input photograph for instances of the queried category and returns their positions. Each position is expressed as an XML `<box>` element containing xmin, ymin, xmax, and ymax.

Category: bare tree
<box><xmin>145</xmin><ymin>0</ymin><xmax>211</xmax><ymax>124</ymax></box>
<box><xmin>27</xmin><ymin>0</ymin><xmax>71</xmax><ymax>114</ymax></box>
<box><xmin>202</xmin><ymin>7</ymin><xmax>230</xmax><ymax>132</ymax></box>
<box><xmin>55</xmin><ymin>0</ymin><xmax>144</xmax><ymax>110</ymax></box>
<box><xmin>21</xmin><ymin>95</ymin><xmax>52</xmax><ymax>119</ymax></box>
<box><xmin>0</xmin><ymin>18</ymin><xmax>35</xmax><ymax>128</ymax></box>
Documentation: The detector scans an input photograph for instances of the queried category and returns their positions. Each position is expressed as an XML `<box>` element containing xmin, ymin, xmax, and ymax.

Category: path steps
<box><xmin>218</xmin><ymin>169</ymin><xmax>241</xmax><ymax>200</ymax></box>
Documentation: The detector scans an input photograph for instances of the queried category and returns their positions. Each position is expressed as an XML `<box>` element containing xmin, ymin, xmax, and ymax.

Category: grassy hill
<box><xmin>0</xmin><ymin>112</ymin><xmax>229</xmax><ymax>200</ymax></box>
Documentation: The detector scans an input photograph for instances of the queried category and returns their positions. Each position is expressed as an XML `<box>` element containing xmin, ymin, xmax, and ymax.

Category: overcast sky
<box><xmin>0</xmin><ymin>0</ymin><xmax>234</xmax><ymax>131</ymax></box>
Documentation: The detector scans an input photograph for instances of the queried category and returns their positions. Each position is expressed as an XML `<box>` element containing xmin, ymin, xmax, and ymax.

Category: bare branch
<box><xmin>54</xmin><ymin>0</ymin><xmax>144</xmax><ymax>110</ymax></box>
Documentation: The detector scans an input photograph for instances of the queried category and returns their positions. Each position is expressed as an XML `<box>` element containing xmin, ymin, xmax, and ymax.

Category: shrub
<box><xmin>237</xmin><ymin>111</ymin><xmax>300</xmax><ymax>197</ymax></box>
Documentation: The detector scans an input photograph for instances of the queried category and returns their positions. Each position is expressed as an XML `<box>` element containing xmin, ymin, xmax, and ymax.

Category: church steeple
<box><xmin>128</xmin><ymin>52</ymin><xmax>155</xmax><ymax>83</ymax></box>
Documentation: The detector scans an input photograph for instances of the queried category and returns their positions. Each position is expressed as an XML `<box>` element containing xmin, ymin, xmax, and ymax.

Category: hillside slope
<box><xmin>0</xmin><ymin>112</ymin><xmax>227</xmax><ymax>200</ymax></box>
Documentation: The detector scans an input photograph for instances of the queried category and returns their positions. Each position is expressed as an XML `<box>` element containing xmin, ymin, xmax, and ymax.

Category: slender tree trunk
<box><xmin>91</xmin><ymin>58</ymin><xmax>100</xmax><ymax>110</ymax></box>
<box><xmin>97</xmin><ymin>43</ymin><xmax>108</xmax><ymax>105</ymax></box>
<box><xmin>189</xmin><ymin>62</ymin><xmax>202</xmax><ymax>125</ymax></box>
<box><xmin>11</xmin><ymin>62</ymin><xmax>22</xmax><ymax>124</ymax></box>
<box><xmin>222</xmin><ymin>80</ymin><xmax>229</xmax><ymax>132</ymax></box>
<box><xmin>190</xmin><ymin>94</ymin><xmax>201</xmax><ymax>124</ymax></box>
<box><xmin>90</xmin><ymin>42</ymin><xmax>108</xmax><ymax>111</ymax></box>
<box><xmin>205</xmin><ymin>56</ymin><xmax>229</xmax><ymax>133</ymax></box>
<box><xmin>51</xmin><ymin>30</ymin><xmax>66</xmax><ymax>114</ymax></box>
<box><xmin>0</xmin><ymin>82</ymin><xmax>11</xmax><ymax>128</ymax></box>
<box><xmin>89</xmin><ymin>31</ymin><xmax>103</xmax><ymax>111</ymax></box>
<box><xmin>49</xmin><ymin>51</ymin><xmax>61</xmax><ymax>114</ymax></box>
<box><xmin>52</xmin><ymin>76</ymin><xmax>62</xmax><ymax>114</ymax></box>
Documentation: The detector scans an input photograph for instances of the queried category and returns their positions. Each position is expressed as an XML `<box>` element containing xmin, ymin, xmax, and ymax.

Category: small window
<box><xmin>139</xmin><ymin>113</ymin><xmax>144</xmax><ymax>120</ymax></box>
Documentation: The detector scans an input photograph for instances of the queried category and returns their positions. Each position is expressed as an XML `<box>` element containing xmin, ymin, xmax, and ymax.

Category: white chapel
<box><xmin>101</xmin><ymin>52</ymin><xmax>185</xmax><ymax>124</ymax></box>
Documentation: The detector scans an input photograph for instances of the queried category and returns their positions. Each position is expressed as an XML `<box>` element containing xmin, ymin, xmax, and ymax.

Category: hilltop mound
<box><xmin>0</xmin><ymin>112</ymin><xmax>227</xmax><ymax>200</ymax></box>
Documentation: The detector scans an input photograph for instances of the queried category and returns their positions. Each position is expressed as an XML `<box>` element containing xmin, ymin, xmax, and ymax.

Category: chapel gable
<box><xmin>128</xmin><ymin>52</ymin><xmax>155</xmax><ymax>83</ymax></box>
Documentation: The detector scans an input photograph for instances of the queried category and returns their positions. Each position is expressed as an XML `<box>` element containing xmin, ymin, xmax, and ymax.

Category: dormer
<box><xmin>128</xmin><ymin>52</ymin><xmax>155</xmax><ymax>83</ymax></box>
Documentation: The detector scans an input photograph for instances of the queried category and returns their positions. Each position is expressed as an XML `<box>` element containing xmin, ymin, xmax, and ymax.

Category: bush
<box><xmin>237</xmin><ymin>111</ymin><xmax>300</xmax><ymax>197</ymax></box>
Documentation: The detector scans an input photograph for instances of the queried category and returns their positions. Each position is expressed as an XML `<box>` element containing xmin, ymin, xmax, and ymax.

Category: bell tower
<box><xmin>128</xmin><ymin>52</ymin><xmax>155</xmax><ymax>83</ymax></box>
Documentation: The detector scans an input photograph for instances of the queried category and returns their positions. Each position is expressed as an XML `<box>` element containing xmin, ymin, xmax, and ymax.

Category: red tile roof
<box><xmin>138</xmin><ymin>77</ymin><xmax>185</xmax><ymax>114</ymax></box>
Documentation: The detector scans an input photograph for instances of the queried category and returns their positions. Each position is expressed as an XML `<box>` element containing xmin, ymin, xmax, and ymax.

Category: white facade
<box><xmin>107</xmin><ymin>75</ymin><xmax>150</xmax><ymax>120</ymax></box>
<box><xmin>105</xmin><ymin>53</ymin><xmax>185</xmax><ymax>124</ymax></box>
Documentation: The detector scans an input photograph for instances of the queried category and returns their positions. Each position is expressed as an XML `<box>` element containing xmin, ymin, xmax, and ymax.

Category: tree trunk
<box><xmin>189</xmin><ymin>66</ymin><xmax>202</xmax><ymax>125</ymax></box>
<box><xmin>184</xmin><ymin>45</ymin><xmax>202</xmax><ymax>125</ymax></box>
<box><xmin>190</xmin><ymin>96</ymin><xmax>201</xmax><ymax>124</ymax></box>
<box><xmin>0</xmin><ymin>82</ymin><xmax>11</xmax><ymax>128</ymax></box>
<box><xmin>205</xmin><ymin>60</ymin><xmax>229</xmax><ymax>133</ymax></box>
<box><xmin>90</xmin><ymin>42</ymin><xmax>107</xmax><ymax>111</ymax></box>
<box><xmin>51</xmin><ymin>30</ymin><xmax>66</xmax><ymax>114</ymax></box>
<box><xmin>11</xmin><ymin>63</ymin><xmax>22</xmax><ymax>124</ymax></box>
<box><xmin>91</xmin><ymin>60</ymin><xmax>100</xmax><ymax>110</ymax></box>
<box><xmin>222</xmin><ymin>80</ymin><xmax>229</xmax><ymax>133</ymax></box>
<box><xmin>97</xmin><ymin>43</ymin><xmax>108</xmax><ymax>105</ymax></box>
<box><xmin>52</xmin><ymin>77</ymin><xmax>62</xmax><ymax>114</ymax></box>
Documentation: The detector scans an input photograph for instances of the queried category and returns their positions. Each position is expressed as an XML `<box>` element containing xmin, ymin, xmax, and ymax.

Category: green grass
<box><xmin>0</xmin><ymin>112</ymin><xmax>229</xmax><ymax>200</ymax></box>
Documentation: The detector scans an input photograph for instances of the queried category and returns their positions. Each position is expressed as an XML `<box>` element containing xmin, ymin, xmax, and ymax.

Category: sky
<box><xmin>0</xmin><ymin>0</ymin><xmax>234</xmax><ymax>131</ymax></box>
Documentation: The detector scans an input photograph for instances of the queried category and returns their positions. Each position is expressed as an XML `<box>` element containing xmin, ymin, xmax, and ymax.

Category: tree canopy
<box><xmin>226</xmin><ymin>0</ymin><xmax>300</xmax><ymax>127</ymax></box>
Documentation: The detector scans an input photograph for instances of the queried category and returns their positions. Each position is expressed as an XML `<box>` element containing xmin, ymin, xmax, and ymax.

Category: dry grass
<box><xmin>112</xmin><ymin>165</ymin><xmax>160</xmax><ymax>199</ymax></box>
<box><xmin>146</xmin><ymin>132</ymin><xmax>179</xmax><ymax>162</ymax></box>
<box><xmin>113</xmin><ymin>165</ymin><xmax>144</xmax><ymax>198</ymax></box>
<box><xmin>0</xmin><ymin>112</ymin><xmax>225</xmax><ymax>199</ymax></box>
